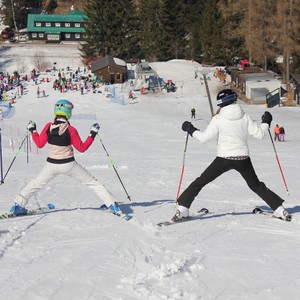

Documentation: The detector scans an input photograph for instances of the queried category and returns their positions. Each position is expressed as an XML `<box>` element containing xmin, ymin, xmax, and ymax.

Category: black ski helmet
<box><xmin>216</xmin><ymin>89</ymin><xmax>237</xmax><ymax>107</ymax></box>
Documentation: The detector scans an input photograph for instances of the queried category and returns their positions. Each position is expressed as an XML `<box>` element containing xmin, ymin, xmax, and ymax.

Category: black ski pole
<box><xmin>2</xmin><ymin>132</ymin><xmax>28</xmax><ymax>184</ymax></box>
<box><xmin>97</xmin><ymin>134</ymin><xmax>131</xmax><ymax>201</ymax></box>
<box><xmin>0</xmin><ymin>128</ymin><xmax>3</xmax><ymax>184</ymax></box>
<box><xmin>268</xmin><ymin>128</ymin><xmax>290</xmax><ymax>195</ymax></box>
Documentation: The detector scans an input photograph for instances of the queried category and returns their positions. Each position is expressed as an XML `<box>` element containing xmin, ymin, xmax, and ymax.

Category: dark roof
<box><xmin>90</xmin><ymin>56</ymin><xmax>126</xmax><ymax>73</ymax></box>
<box><xmin>291</xmin><ymin>74</ymin><xmax>300</xmax><ymax>84</ymax></box>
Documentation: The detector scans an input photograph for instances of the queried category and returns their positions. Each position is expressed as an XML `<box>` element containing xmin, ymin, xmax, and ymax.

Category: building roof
<box><xmin>27</xmin><ymin>10</ymin><xmax>87</xmax><ymax>33</ymax></box>
<box><xmin>291</xmin><ymin>74</ymin><xmax>300</xmax><ymax>84</ymax></box>
<box><xmin>90</xmin><ymin>56</ymin><xmax>126</xmax><ymax>73</ymax></box>
<box><xmin>239</xmin><ymin>72</ymin><xmax>278</xmax><ymax>82</ymax></box>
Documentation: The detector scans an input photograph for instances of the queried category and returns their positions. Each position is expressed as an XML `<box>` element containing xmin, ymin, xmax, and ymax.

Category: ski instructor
<box><xmin>172</xmin><ymin>89</ymin><xmax>291</xmax><ymax>222</ymax></box>
<box><xmin>10</xmin><ymin>99</ymin><xmax>123</xmax><ymax>216</ymax></box>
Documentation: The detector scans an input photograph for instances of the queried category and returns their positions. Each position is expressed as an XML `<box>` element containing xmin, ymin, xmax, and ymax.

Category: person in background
<box><xmin>10</xmin><ymin>99</ymin><xmax>124</xmax><ymax>217</ymax></box>
<box><xmin>274</xmin><ymin>124</ymin><xmax>280</xmax><ymax>141</ymax></box>
<box><xmin>191</xmin><ymin>107</ymin><xmax>196</xmax><ymax>119</ymax></box>
<box><xmin>279</xmin><ymin>125</ymin><xmax>285</xmax><ymax>142</ymax></box>
<box><xmin>172</xmin><ymin>89</ymin><xmax>291</xmax><ymax>223</ymax></box>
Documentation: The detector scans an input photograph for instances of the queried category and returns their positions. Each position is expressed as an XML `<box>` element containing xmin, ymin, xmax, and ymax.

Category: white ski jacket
<box><xmin>192</xmin><ymin>104</ymin><xmax>269</xmax><ymax>157</ymax></box>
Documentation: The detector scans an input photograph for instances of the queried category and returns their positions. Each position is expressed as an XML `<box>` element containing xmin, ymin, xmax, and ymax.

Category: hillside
<box><xmin>1</xmin><ymin>46</ymin><xmax>300</xmax><ymax>299</ymax></box>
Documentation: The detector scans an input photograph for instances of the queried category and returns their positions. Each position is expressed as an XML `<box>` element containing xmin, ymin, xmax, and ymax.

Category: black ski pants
<box><xmin>177</xmin><ymin>157</ymin><xmax>284</xmax><ymax>211</ymax></box>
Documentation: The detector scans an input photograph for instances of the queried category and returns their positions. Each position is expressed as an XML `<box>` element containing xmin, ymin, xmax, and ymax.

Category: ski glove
<box><xmin>261</xmin><ymin>111</ymin><xmax>272</xmax><ymax>127</ymax></box>
<box><xmin>27</xmin><ymin>121</ymin><xmax>36</xmax><ymax>133</ymax></box>
<box><xmin>90</xmin><ymin>123</ymin><xmax>100</xmax><ymax>138</ymax></box>
<box><xmin>182</xmin><ymin>121</ymin><xmax>198</xmax><ymax>136</ymax></box>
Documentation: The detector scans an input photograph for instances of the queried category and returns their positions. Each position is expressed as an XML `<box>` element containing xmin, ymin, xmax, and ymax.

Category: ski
<box><xmin>157</xmin><ymin>208</ymin><xmax>209</xmax><ymax>227</ymax></box>
<box><xmin>252</xmin><ymin>207</ymin><xmax>292</xmax><ymax>222</ymax></box>
<box><xmin>99</xmin><ymin>204</ymin><xmax>132</xmax><ymax>221</ymax></box>
<box><xmin>0</xmin><ymin>203</ymin><xmax>55</xmax><ymax>220</ymax></box>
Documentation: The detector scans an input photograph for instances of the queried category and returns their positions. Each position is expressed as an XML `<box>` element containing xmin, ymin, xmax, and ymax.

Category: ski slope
<box><xmin>0</xmin><ymin>45</ymin><xmax>300</xmax><ymax>300</ymax></box>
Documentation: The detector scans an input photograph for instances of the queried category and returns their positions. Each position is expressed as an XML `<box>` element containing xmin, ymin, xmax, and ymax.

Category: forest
<box><xmin>1</xmin><ymin>0</ymin><xmax>300</xmax><ymax>83</ymax></box>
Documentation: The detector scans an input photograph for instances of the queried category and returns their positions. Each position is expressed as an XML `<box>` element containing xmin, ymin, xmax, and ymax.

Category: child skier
<box><xmin>274</xmin><ymin>124</ymin><xmax>280</xmax><ymax>141</ymax></box>
<box><xmin>172</xmin><ymin>89</ymin><xmax>291</xmax><ymax>222</ymax></box>
<box><xmin>10</xmin><ymin>99</ymin><xmax>123</xmax><ymax>216</ymax></box>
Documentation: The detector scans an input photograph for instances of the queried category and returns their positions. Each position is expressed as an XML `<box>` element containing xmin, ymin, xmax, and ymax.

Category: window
<box><xmin>65</xmin><ymin>23</ymin><xmax>70</xmax><ymax>27</ymax></box>
<box><xmin>75</xmin><ymin>23</ymin><xmax>80</xmax><ymax>27</ymax></box>
<box><xmin>32</xmin><ymin>33</ymin><xmax>37</xmax><ymax>38</ymax></box>
<box><xmin>55</xmin><ymin>23</ymin><xmax>61</xmax><ymax>27</ymax></box>
<box><xmin>65</xmin><ymin>34</ymin><xmax>71</xmax><ymax>39</ymax></box>
<box><xmin>116</xmin><ymin>73</ymin><xmax>121</xmax><ymax>80</ymax></box>
<box><xmin>75</xmin><ymin>34</ymin><xmax>80</xmax><ymax>39</ymax></box>
<box><xmin>38</xmin><ymin>33</ymin><xmax>44</xmax><ymax>38</ymax></box>
<box><xmin>47</xmin><ymin>34</ymin><xmax>60</xmax><ymax>41</ymax></box>
<box><xmin>46</xmin><ymin>23</ymin><xmax>51</xmax><ymax>27</ymax></box>
<box><xmin>36</xmin><ymin>22</ymin><xmax>41</xmax><ymax>27</ymax></box>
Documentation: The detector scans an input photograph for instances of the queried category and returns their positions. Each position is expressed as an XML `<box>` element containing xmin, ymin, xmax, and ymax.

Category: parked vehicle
<box><xmin>1</xmin><ymin>27</ymin><xmax>14</xmax><ymax>39</ymax></box>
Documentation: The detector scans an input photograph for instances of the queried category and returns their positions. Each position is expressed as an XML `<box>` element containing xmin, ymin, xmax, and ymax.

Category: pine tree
<box><xmin>81</xmin><ymin>0</ymin><xmax>139</xmax><ymax>60</ymax></box>
<box><xmin>159</xmin><ymin>0</ymin><xmax>186</xmax><ymax>60</ymax></box>
<box><xmin>200</xmin><ymin>0</ymin><xmax>226</xmax><ymax>64</ymax></box>
<box><xmin>182</xmin><ymin>0</ymin><xmax>205</xmax><ymax>61</ymax></box>
<box><xmin>138</xmin><ymin>0</ymin><xmax>163</xmax><ymax>61</ymax></box>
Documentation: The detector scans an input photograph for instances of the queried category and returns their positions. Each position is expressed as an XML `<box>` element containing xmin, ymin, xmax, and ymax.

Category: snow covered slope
<box><xmin>0</xmin><ymin>45</ymin><xmax>300</xmax><ymax>300</ymax></box>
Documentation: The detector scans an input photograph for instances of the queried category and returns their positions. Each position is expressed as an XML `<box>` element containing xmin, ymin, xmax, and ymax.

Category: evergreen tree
<box><xmin>200</xmin><ymin>0</ymin><xmax>226</xmax><ymax>64</ymax></box>
<box><xmin>138</xmin><ymin>0</ymin><xmax>163</xmax><ymax>60</ymax></box>
<box><xmin>182</xmin><ymin>0</ymin><xmax>205</xmax><ymax>61</ymax></box>
<box><xmin>81</xmin><ymin>0</ymin><xmax>109</xmax><ymax>60</ymax></box>
<box><xmin>81</xmin><ymin>0</ymin><xmax>139</xmax><ymax>60</ymax></box>
<box><xmin>160</xmin><ymin>0</ymin><xmax>186</xmax><ymax>60</ymax></box>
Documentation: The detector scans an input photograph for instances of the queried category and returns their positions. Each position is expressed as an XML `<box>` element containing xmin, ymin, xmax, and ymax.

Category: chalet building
<box><xmin>90</xmin><ymin>56</ymin><xmax>127</xmax><ymax>84</ymax></box>
<box><xmin>27</xmin><ymin>10</ymin><xmax>87</xmax><ymax>42</ymax></box>
<box><xmin>291</xmin><ymin>74</ymin><xmax>300</xmax><ymax>105</ymax></box>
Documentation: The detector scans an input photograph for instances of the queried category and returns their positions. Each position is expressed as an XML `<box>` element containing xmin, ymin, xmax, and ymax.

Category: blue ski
<box><xmin>0</xmin><ymin>203</ymin><xmax>55</xmax><ymax>220</ymax></box>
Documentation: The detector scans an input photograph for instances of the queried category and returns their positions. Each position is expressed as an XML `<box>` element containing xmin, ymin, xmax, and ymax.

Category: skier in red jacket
<box><xmin>10</xmin><ymin>99</ymin><xmax>123</xmax><ymax>216</ymax></box>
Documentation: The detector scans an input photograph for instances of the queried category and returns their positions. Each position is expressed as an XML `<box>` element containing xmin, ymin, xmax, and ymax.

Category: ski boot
<box><xmin>273</xmin><ymin>205</ymin><xmax>292</xmax><ymax>222</ymax></box>
<box><xmin>171</xmin><ymin>205</ymin><xmax>189</xmax><ymax>223</ymax></box>
<box><xmin>10</xmin><ymin>204</ymin><xmax>28</xmax><ymax>216</ymax></box>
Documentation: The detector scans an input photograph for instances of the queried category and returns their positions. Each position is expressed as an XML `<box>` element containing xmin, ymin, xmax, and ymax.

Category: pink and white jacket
<box><xmin>32</xmin><ymin>118</ymin><xmax>94</xmax><ymax>164</ymax></box>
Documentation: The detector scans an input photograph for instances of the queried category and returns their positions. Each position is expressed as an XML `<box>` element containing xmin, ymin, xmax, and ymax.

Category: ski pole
<box><xmin>2</xmin><ymin>132</ymin><xmax>28</xmax><ymax>184</ymax></box>
<box><xmin>97</xmin><ymin>134</ymin><xmax>131</xmax><ymax>201</ymax></box>
<box><xmin>176</xmin><ymin>132</ymin><xmax>189</xmax><ymax>202</ymax></box>
<box><xmin>0</xmin><ymin>128</ymin><xmax>3</xmax><ymax>184</ymax></box>
<box><xmin>268</xmin><ymin>128</ymin><xmax>290</xmax><ymax>195</ymax></box>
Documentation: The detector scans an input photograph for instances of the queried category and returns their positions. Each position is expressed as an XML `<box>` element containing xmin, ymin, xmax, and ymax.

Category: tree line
<box><xmin>1</xmin><ymin>0</ymin><xmax>300</xmax><ymax>82</ymax></box>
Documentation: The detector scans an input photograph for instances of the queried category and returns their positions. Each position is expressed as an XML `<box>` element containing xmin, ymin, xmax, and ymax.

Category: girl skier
<box><xmin>172</xmin><ymin>89</ymin><xmax>291</xmax><ymax>222</ymax></box>
<box><xmin>10</xmin><ymin>99</ymin><xmax>123</xmax><ymax>216</ymax></box>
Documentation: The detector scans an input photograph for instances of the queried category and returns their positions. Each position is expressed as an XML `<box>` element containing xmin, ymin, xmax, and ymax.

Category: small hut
<box><xmin>90</xmin><ymin>56</ymin><xmax>127</xmax><ymax>84</ymax></box>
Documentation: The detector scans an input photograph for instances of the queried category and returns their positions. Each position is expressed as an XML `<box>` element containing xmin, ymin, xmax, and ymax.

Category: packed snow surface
<box><xmin>0</xmin><ymin>44</ymin><xmax>300</xmax><ymax>300</ymax></box>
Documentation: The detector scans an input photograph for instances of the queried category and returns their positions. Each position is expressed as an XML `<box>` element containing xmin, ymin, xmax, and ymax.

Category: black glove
<box><xmin>182</xmin><ymin>121</ymin><xmax>198</xmax><ymax>136</ymax></box>
<box><xmin>90</xmin><ymin>123</ymin><xmax>100</xmax><ymax>138</ymax></box>
<box><xmin>27</xmin><ymin>121</ymin><xmax>36</xmax><ymax>133</ymax></box>
<box><xmin>261</xmin><ymin>111</ymin><xmax>272</xmax><ymax>127</ymax></box>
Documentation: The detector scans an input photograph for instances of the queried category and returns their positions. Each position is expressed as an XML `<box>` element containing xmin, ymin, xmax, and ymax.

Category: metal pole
<box><xmin>176</xmin><ymin>133</ymin><xmax>189</xmax><ymax>202</ymax></box>
<box><xmin>268</xmin><ymin>128</ymin><xmax>290</xmax><ymax>195</ymax></box>
<box><xmin>2</xmin><ymin>132</ymin><xmax>28</xmax><ymax>184</ymax></box>
<box><xmin>98</xmin><ymin>135</ymin><xmax>131</xmax><ymax>201</ymax></box>
<box><xmin>0</xmin><ymin>128</ymin><xmax>3</xmax><ymax>184</ymax></box>
<box><xmin>203</xmin><ymin>73</ymin><xmax>214</xmax><ymax>116</ymax></box>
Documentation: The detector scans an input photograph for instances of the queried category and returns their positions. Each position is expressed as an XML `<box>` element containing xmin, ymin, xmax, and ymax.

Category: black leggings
<box><xmin>177</xmin><ymin>157</ymin><xmax>284</xmax><ymax>211</ymax></box>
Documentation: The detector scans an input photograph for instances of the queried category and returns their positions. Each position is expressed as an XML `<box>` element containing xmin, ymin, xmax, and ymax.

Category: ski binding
<box><xmin>157</xmin><ymin>208</ymin><xmax>209</xmax><ymax>227</ymax></box>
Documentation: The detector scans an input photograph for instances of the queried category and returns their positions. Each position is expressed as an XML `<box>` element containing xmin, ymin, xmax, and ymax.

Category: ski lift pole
<box><xmin>2</xmin><ymin>131</ymin><xmax>28</xmax><ymax>184</ymax></box>
<box><xmin>268</xmin><ymin>128</ymin><xmax>290</xmax><ymax>195</ymax></box>
<box><xmin>0</xmin><ymin>128</ymin><xmax>3</xmax><ymax>184</ymax></box>
<box><xmin>97</xmin><ymin>134</ymin><xmax>131</xmax><ymax>201</ymax></box>
<box><xmin>176</xmin><ymin>133</ymin><xmax>189</xmax><ymax>202</ymax></box>
<box><xmin>202</xmin><ymin>73</ymin><xmax>214</xmax><ymax>116</ymax></box>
